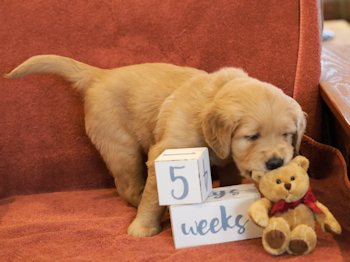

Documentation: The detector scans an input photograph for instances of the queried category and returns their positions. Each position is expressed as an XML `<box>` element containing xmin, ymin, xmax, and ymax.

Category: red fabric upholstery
<box><xmin>0</xmin><ymin>0</ymin><xmax>349</xmax><ymax>260</ymax></box>
<box><xmin>293</xmin><ymin>0</ymin><xmax>323</xmax><ymax>140</ymax></box>
<box><xmin>1</xmin><ymin>0</ymin><xmax>303</xmax><ymax>198</ymax></box>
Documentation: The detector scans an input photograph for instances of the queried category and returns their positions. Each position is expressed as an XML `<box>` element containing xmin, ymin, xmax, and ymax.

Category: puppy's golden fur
<box><xmin>6</xmin><ymin>55</ymin><xmax>306</xmax><ymax>237</ymax></box>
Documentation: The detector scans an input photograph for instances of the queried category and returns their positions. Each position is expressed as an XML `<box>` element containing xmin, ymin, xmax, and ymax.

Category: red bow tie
<box><xmin>270</xmin><ymin>189</ymin><xmax>324</xmax><ymax>215</ymax></box>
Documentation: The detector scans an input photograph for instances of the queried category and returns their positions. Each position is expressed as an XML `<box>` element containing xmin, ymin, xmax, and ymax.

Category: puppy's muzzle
<box><xmin>266</xmin><ymin>158</ymin><xmax>284</xmax><ymax>170</ymax></box>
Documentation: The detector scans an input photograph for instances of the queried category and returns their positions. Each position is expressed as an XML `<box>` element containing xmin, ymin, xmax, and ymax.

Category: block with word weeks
<box><xmin>155</xmin><ymin>147</ymin><xmax>212</xmax><ymax>206</ymax></box>
<box><xmin>169</xmin><ymin>183</ymin><xmax>262</xmax><ymax>249</ymax></box>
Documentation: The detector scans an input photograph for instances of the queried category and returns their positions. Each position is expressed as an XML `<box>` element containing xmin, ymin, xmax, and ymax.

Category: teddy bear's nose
<box><xmin>284</xmin><ymin>183</ymin><xmax>291</xmax><ymax>190</ymax></box>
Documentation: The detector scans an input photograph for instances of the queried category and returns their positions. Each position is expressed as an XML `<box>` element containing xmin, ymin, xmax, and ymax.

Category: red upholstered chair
<box><xmin>1</xmin><ymin>0</ymin><xmax>349</xmax><ymax>260</ymax></box>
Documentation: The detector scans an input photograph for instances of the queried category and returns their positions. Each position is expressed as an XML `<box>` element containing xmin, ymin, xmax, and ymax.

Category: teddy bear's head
<box><xmin>253</xmin><ymin>156</ymin><xmax>310</xmax><ymax>203</ymax></box>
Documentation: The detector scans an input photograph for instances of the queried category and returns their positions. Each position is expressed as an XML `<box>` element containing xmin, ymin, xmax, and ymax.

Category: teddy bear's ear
<box><xmin>291</xmin><ymin>156</ymin><xmax>309</xmax><ymax>171</ymax></box>
<box><xmin>251</xmin><ymin>170</ymin><xmax>266</xmax><ymax>183</ymax></box>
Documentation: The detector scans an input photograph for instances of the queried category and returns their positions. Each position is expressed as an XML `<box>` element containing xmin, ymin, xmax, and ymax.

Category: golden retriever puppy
<box><xmin>5</xmin><ymin>55</ymin><xmax>306</xmax><ymax>237</ymax></box>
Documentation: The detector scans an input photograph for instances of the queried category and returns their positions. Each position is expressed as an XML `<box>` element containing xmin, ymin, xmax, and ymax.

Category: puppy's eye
<box><xmin>283</xmin><ymin>132</ymin><xmax>295</xmax><ymax>138</ymax></box>
<box><xmin>276</xmin><ymin>179</ymin><xmax>281</xmax><ymax>184</ymax></box>
<box><xmin>290</xmin><ymin>176</ymin><xmax>295</xmax><ymax>181</ymax></box>
<box><xmin>245</xmin><ymin>134</ymin><xmax>260</xmax><ymax>141</ymax></box>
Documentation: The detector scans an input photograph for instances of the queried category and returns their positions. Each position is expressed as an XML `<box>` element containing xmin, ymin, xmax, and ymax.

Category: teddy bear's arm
<box><xmin>313</xmin><ymin>201</ymin><xmax>342</xmax><ymax>234</ymax></box>
<box><xmin>248</xmin><ymin>198</ymin><xmax>272</xmax><ymax>228</ymax></box>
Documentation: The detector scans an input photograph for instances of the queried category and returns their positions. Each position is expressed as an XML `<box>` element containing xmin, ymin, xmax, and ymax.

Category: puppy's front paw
<box><xmin>127</xmin><ymin>218</ymin><xmax>161</xmax><ymax>237</ymax></box>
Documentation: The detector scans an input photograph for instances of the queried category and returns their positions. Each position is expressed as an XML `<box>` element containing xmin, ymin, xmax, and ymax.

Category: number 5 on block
<box><xmin>154</xmin><ymin>147</ymin><xmax>212</xmax><ymax>206</ymax></box>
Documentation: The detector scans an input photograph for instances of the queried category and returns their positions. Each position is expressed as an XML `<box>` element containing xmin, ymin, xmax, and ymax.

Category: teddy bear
<box><xmin>248</xmin><ymin>156</ymin><xmax>341</xmax><ymax>256</ymax></box>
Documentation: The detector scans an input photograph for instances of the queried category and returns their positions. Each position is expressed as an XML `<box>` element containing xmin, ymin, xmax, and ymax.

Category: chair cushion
<box><xmin>0</xmin><ymin>158</ymin><xmax>349</xmax><ymax>261</ymax></box>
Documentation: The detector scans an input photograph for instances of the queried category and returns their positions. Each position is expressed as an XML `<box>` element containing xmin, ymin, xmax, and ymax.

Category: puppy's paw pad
<box><xmin>127</xmin><ymin>221</ymin><xmax>161</xmax><ymax>237</ymax></box>
<box><xmin>265</xmin><ymin>230</ymin><xmax>286</xmax><ymax>249</ymax></box>
<box><xmin>289</xmin><ymin>239</ymin><xmax>308</xmax><ymax>255</ymax></box>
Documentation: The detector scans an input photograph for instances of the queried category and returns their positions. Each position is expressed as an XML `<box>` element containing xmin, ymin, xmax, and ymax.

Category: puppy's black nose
<box><xmin>266</xmin><ymin>158</ymin><xmax>284</xmax><ymax>170</ymax></box>
<box><xmin>284</xmin><ymin>183</ymin><xmax>291</xmax><ymax>190</ymax></box>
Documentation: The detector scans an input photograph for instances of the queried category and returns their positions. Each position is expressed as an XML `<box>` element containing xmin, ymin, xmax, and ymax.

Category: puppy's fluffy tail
<box><xmin>5</xmin><ymin>55</ymin><xmax>102</xmax><ymax>94</ymax></box>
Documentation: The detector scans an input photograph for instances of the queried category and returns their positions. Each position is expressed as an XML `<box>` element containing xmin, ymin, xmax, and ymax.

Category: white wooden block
<box><xmin>169</xmin><ymin>184</ymin><xmax>262</xmax><ymax>249</ymax></box>
<box><xmin>154</xmin><ymin>147</ymin><xmax>212</xmax><ymax>206</ymax></box>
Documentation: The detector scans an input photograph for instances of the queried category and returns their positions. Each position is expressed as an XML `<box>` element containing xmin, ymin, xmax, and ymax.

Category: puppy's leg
<box><xmin>87</xmin><ymin>126</ymin><xmax>146</xmax><ymax>207</ymax></box>
<box><xmin>109</xmin><ymin>145</ymin><xmax>146</xmax><ymax>208</ymax></box>
<box><xmin>84</xmin><ymin>89</ymin><xmax>146</xmax><ymax>207</ymax></box>
<box><xmin>127</xmin><ymin>145</ymin><xmax>166</xmax><ymax>237</ymax></box>
<box><xmin>216</xmin><ymin>162</ymin><xmax>242</xmax><ymax>187</ymax></box>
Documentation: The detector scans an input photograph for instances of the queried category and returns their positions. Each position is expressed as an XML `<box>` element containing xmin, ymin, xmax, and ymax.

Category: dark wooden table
<box><xmin>320</xmin><ymin>44</ymin><xmax>350</xmax><ymax>168</ymax></box>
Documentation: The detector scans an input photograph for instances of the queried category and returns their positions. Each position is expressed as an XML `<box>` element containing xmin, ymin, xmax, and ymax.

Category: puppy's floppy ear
<box><xmin>291</xmin><ymin>155</ymin><xmax>309</xmax><ymax>171</ymax></box>
<box><xmin>201</xmin><ymin>68</ymin><xmax>247</xmax><ymax>159</ymax></box>
<box><xmin>292</xmin><ymin>110</ymin><xmax>307</xmax><ymax>155</ymax></box>
<box><xmin>202</xmin><ymin>104</ymin><xmax>240</xmax><ymax>159</ymax></box>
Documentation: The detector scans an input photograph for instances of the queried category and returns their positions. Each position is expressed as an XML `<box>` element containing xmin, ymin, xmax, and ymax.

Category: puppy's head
<box><xmin>202</xmin><ymin>76</ymin><xmax>306</xmax><ymax>179</ymax></box>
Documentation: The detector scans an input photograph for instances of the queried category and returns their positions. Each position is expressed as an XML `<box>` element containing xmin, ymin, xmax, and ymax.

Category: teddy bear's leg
<box><xmin>287</xmin><ymin>224</ymin><xmax>317</xmax><ymax>255</ymax></box>
<box><xmin>262</xmin><ymin>217</ymin><xmax>290</xmax><ymax>256</ymax></box>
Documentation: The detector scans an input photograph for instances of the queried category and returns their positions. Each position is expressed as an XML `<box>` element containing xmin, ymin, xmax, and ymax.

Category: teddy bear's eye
<box><xmin>276</xmin><ymin>179</ymin><xmax>281</xmax><ymax>184</ymax></box>
<box><xmin>291</xmin><ymin>176</ymin><xmax>295</xmax><ymax>181</ymax></box>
